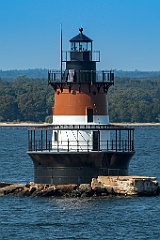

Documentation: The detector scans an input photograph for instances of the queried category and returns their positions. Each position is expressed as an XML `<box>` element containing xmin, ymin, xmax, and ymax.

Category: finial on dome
<box><xmin>79</xmin><ymin>27</ymin><xmax>83</xmax><ymax>34</ymax></box>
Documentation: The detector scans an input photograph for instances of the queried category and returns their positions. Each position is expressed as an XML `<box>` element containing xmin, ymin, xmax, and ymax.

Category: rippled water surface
<box><xmin>0</xmin><ymin>126</ymin><xmax>160</xmax><ymax>240</ymax></box>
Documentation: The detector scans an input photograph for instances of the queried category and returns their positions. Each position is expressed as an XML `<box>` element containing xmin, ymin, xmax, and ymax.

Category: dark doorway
<box><xmin>93</xmin><ymin>131</ymin><xmax>100</xmax><ymax>151</ymax></box>
<box><xmin>87</xmin><ymin>108</ymin><xmax>93</xmax><ymax>122</ymax></box>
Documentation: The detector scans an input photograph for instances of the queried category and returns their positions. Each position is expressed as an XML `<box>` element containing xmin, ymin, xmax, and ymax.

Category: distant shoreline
<box><xmin>0</xmin><ymin>122</ymin><xmax>49</xmax><ymax>127</ymax></box>
<box><xmin>0</xmin><ymin>122</ymin><xmax>159</xmax><ymax>127</ymax></box>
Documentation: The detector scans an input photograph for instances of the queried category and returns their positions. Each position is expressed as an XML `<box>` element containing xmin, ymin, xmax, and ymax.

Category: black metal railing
<box><xmin>28</xmin><ymin>139</ymin><xmax>134</xmax><ymax>153</ymax></box>
<box><xmin>28</xmin><ymin>125</ymin><xmax>134</xmax><ymax>153</ymax></box>
<box><xmin>48</xmin><ymin>70</ymin><xmax>114</xmax><ymax>84</ymax></box>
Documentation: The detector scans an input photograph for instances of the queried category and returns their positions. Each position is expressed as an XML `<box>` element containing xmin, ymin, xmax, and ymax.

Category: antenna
<box><xmin>60</xmin><ymin>23</ymin><xmax>62</xmax><ymax>82</ymax></box>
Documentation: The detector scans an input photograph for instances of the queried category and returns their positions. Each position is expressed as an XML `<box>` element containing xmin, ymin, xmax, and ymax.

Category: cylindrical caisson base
<box><xmin>28</xmin><ymin>151</ymin><xmax>134</xmax><ymax>185</ymax></box>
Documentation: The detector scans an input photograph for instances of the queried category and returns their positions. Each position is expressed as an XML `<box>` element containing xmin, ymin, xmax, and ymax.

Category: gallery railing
<box><xmin>28</xmin><ymin>139</ymin><xmax>134</xmax><ymax>153</ymax></box>
<box><xmin>48</xmin><ymin>70</ymin><xmax>114</xmax><ymax>84</ymax></box>
<box><xmin>28</xmin><ymin>125</ymin><xmax>134</xmax><ymax>153</ymax></box>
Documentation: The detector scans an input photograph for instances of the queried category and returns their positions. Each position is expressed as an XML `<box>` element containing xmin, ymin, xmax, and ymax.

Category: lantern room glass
<box><xmin>71</xmin><ymin>42</ymin><xmax>91</xmax><ymax>51</ymax></box>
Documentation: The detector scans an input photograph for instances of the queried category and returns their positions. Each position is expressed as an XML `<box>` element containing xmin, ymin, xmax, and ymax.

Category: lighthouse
<box><xmin>28</xmin><ymin>28</ymin><xmax>135</xmax><ymax>185</ymax></box>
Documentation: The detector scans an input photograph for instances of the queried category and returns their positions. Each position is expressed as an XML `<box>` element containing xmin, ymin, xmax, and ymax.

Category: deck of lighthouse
<box><xmin>28</xmin><ymin>124</ymin><xmax>135</xmax><ymax>184</ymax></box>
<box><xmin>48</xmin><ymin>69</ymin><xmax>114</xmax><ymax>93</ymax></box>
<box><xmin>28</xmin><ymin>124</ymin><xmax>134</xmax><ymax>153</ymax></box>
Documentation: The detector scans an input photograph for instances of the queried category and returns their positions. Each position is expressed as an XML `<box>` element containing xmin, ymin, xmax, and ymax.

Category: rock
<box><xmin>96</xmin><ymin>176</ymin><xmax>159</xmax><ymax>196</ymax></box>
<box><xmin>55</xmin><ymin>184</ymin><xmax>77</xmax><ymax>193</ymax></box>
<box><xmin>78</xmin><ymin>184</ymin><xmax>93</xmax><ymax>197</ymax></box>
<box><xmin>16</xmin><ymin>188</ymin><xmax>31</xmax><ymax>197</ymax></box>
<box><xmin>0</xmin><ymin>183</ymin><xmax>26</xmax><ymax>196</ymax></box>
<box><xmin>157</xmin><ymin>185</ymin><xmax>160</xmax><ymax>195</ymax></box>
<box><xmin>79</xmin><ymin>184</ymin><xmax>91</xmax><ymax>192</ymax></box>
<box><xmin>80</xmin><ymin>191</ymin><xmax>92</xmax><ymax>197</ymax></box>
<box><xmin>70</xmin><ymin>190</ymin><xmax>81</xmax><ymax>198</ymax></box>
<box><xmin>42</xmin><ymin>185</ymin><xmax>56</xmax><ymax>197</ymax></box>
<box><xmin>0</xmin><ymin>177</ymin><xmax>159</xmax><ymax>197</ymax></box>
<box><xmin>91</xmin><ymin>178</ymin><xmax>110</xmax><ymax>195</ymax></box>
<box><xmin>0</xmin><ymin>182</ymin><xmax>12</xmax><ymax>188</ymax></box>
<box><xmin>29</xmin><ymin>186</ymin><xmax>37</xmax><ymax>195</ymax></box>
<box><xmin>35</xmin><ymin>184</ymin><xmax>45</xmax><ymax>191</ymax></box>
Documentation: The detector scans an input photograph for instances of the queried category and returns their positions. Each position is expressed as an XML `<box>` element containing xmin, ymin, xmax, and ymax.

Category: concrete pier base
<box><xmin>0</xmin><ymin>176</ymin><xmax>159</xmax><ymax>197</ymax></box>
<box><xmin>91</xmin><ymin>176</ymin><xmax>159</xmax><ymax>196</ymax></box>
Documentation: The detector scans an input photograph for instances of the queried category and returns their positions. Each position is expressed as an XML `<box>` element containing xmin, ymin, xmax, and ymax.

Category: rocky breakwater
<box><xmin>0</xmin><ymin>182</ymin><xmax>93</xmax><ymax>197</ymax></box>
<box><xmin>0</xmin><ymin>176</ymin><xmax>159</xmax><ymax>198</ymax></box>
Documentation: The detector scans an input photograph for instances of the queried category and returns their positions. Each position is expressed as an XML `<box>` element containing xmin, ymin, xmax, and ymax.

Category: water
<box><xmin>0</xmin><ymin>126</ymin><xmax>160</xmax><ymax>240</ymax></box>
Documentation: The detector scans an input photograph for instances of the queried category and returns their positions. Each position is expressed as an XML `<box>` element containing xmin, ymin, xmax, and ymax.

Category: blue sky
<box><xmin>0</xmin><ymin>0</ymin><xmax>160</xmax><ymax>71</ymax></box>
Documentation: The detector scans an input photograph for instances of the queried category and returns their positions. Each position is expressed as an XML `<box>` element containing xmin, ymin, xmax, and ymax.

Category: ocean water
<box><xmin>0</xmin><ymin>126</ymin><xmax>160</xmax><ymax>240</ymax></box>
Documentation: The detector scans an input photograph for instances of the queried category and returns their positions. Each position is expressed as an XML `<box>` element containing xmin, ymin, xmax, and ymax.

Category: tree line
<box><xmin>0</xmin><ymin>76</ymin><xmax>159</xmax><ymax>123</ymax></box>
<box><xmin>108</xmin><ymin>77</ymin><xmax>160</xmax><ymax>123</ymax></box>
<box><xmin>0</xmin><ymin>76</ymin><xmax>53</xmax><ymax>122</ymax></box>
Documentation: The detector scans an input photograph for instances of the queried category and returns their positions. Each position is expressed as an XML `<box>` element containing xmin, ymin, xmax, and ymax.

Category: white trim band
<box><xmin>52</xmin><ymin>115</ymin><xmax>109</xmax><ymax>124</ymax></box>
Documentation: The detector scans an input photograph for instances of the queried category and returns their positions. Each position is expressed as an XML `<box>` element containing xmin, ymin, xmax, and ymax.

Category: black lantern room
<box><xmin>63</xmin><ymin>28</ymin><xmax>99</xmax><ymax>83</ymax></box>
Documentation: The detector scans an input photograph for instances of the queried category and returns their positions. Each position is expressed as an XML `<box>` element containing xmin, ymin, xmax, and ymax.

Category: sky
<box><xmin>0</xmin><ymin>0</ymin><xmax>160</xmax><ymax>71</ymax></box>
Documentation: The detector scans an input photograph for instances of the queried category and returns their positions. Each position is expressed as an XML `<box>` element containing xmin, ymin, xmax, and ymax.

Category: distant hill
<box><xmin>0</xmin><ymin>69</ymin><xmax>48</xmax><ymax>80</ymax></box>
<box><xmin>1</xmin><ymin>69</ymin><xmax>160</xmax><ymax>80</ymax></box>
<box><xmin>114</xmin><ymin>70</ymin><xmax>160</xmax><ymax>79</ymax></box>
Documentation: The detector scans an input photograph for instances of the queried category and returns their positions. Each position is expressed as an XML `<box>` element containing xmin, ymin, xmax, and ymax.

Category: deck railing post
<box><xmin>41</xmin><ymin>130</ymin><xmax>43</xmax><ymax>151</ymax></box>
<box><xmin>49</xmin><ymin>140</ymin><xmax>51</xmax><ymax>152</ymax></box>
<box><xmin>57</xmin><ymin>139</ymin><xmax>59</xmax><ymax>152</ymax></box>
<box><xmin>125</xmin><ymin>140</ymin><xmax>127</xmax><ymax>151</ymax></box>
<box><xmin>46</xmin><ymin>130</ymin><xmax>47</xmax><ymax>150</ymax></box>
<box><xmin>77</xmin><ymin>140</ymin><xmax>79</xmax><ymax>152</ymax></box>
<box><xmin>130</xmin><ymin>129</ymin><xmax>132</xmax><ymax>151</ymax></box>
<box><xmin>116</xmin><ymin>130</ymin><xmax>117</xmax><ymax>151</ymax></box>
<box><xmin>128</xmin><ymin>130</ymin><xmax>129</xmax><ymax>151</ymax></box>
<box><xmin>68</xmin><ymin>139</ymin><xmax>69</xmax><ymax>152</ymax></box>
<box><xmin>122</xmin><ymin>140</ymin><xmax>124</xmax><ymax>152</ymax></box>
<box><xmin>132</xmin><ymin>140</ymin><xmax>134</xmax><ymax>151</ymax></box>
<box><xmin>119</xmin><ymin>130</ymin><xmax>121</xmax><ymax>151</ymax></box>
<box><xmin>33</xmin><ymin>130</ymin><xmax>35</xmax><ymax>151</ymax></box>
<box><xmin>87</xmin><ymin>140</ymin><xmax>89</xmax><ymax>152</ymax></box>
<box><xmin>28</xmin><ymin>130</ymin><xmax>32</xmax><ymax>151</ymax></box>
<box><xmin>112</xmin><ymin>140</ymin><xmax>114</xmax><ymax>150</ymax></box>
<box><xmin>98</xmin><ymin>130</ymin><xmax>100</xmax><ymax>151</ymax></box>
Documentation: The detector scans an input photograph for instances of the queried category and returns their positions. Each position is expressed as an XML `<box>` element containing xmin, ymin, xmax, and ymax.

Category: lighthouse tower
<box><xmin>50</xmin><ymin>27</ymin><xmax>113</xmax><ymax>151</ymax></box>
<box><xmin>28</xmin><ymin>28</ymin><xmax>135</xmax><ymax>185</ymax></box>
